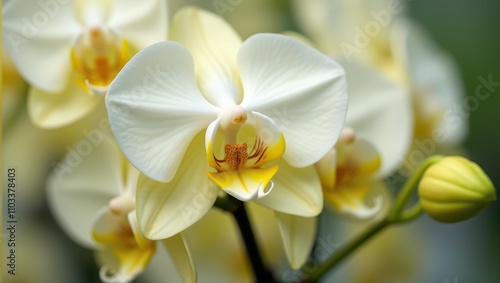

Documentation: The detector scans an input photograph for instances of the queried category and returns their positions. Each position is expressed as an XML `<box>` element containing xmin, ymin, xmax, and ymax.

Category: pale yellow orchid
<box><xmin>105</xmin><ymin>7</ymin><xmax>348</xmax><ymax>269</ymax></box>
<box><xmin>3</xmin><ymin>0</ymin><xmax>167</xmax><ymax>128</ymax></box>
<box><xmin>169</xmin><ymin>0</ymin><xmax>290</xmax><ymax>39</ymax></box>
<box><xmin>292</xmin><ymin>0</ymin><xmax>467</xmax><ymax>145</ymax></box>
<box><xmin>316</xmin><ymin>59</ymin><xmax>413</xmax><ymax>219</ymax></box>
<box><xmin>47</xmin><ymin>137</ymin><xmax>195</xmax><ymax>283</ymax></box>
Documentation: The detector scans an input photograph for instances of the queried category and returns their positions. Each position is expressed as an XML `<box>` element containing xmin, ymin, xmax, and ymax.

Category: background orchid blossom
<box><xmin>316</xmin><ymin>59</ymin><xmax>413</xmax><ymax>219</ymax></box>
<box><xmin>391</xmin><ymin>19</ymin><xmax>467</xmax><ymax>145</ymax></box>
<box><xmin>47</xmin><ymin>137</ymin><xmax>195</xmax><ymax>283</ymax></box>
<box><xmin>3</xmin><ymin>0</ymin><xmax>167</xmax><ymax>128</ymax></box>
<box><xmin>105</xmin><ymin>7</ymin><xmax>347</xmax><ymax>269</ymax></box>
<box><xmin>292</xmin><ymin>0</ymin><xmax>467</xmax><ymax>146</ymax></box>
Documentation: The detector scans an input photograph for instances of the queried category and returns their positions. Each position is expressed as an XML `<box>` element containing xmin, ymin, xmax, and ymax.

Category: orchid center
<box><xmin>334</xmin><ymin>134</ymin><xmax>381</xmax><ymax>191</ymax></box>
<box><xmin>319</xmin><ymin>132</ymin><xmax>384</xmax><ymax>218</ymax></box>
<box><xmin>91</xmin><ymin>210</ymin><xmax>156</xmax><ymax>282</ymax></box>
<box><xmin>205</xmin><ymin>108</ymin><xmax>286</xmax><ymax>201</ymax></box>
<box><xmin>71</xmin><ymin>25</ymin><xmax>130</xmax><ymax>95</ymax></box>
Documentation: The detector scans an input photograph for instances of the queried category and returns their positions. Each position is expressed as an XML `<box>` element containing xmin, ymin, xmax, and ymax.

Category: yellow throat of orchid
<box><xmin>206</xmin><ymin>106</ymin><xmax>286</xmax><ymax>201</ymax></box>
<box><xmin>92</xmin><ymin>195</ymin><xmax>155</xmax><ymax>282</ymax></box>
<box><xmin>71</xmin><ymin>26</ymin><xmax>130</xmax><ymax>95</ymax></box>
<box><xmin>317</xmin><ymin>128</ymin><xmax>383</xmax><ymax>218</ymax></box>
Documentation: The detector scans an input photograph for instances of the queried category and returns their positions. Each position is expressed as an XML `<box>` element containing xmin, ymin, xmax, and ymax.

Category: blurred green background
<box><xmin>409</xmin><ymin>0</ymin><xmax>500</xmax><ymax>282</ymax></box>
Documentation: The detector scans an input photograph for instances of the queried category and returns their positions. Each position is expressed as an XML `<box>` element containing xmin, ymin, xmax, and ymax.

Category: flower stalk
<box><xmin>232</xmin><ymin>200</ymin><xmax>277</xmax><ymax>283</ymax></box>
<box><xmin>215</xmin><ymin>195</ymin><xmax>277</xmax><ymax>282</ymax></box>
<box><xmin>301</xmin><ymin>155</ymin><xmax>445</xmax><ymax>282</ymax></box>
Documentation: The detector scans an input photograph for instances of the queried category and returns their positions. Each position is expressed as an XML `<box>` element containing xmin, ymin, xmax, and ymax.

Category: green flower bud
<box><xmin>418</xmin><ymin>156</ymin><xmax>496</xmax><ymax>223</ymax></box>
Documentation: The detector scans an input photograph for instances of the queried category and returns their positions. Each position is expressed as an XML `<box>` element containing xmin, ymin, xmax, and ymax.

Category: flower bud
<box><xmin>418</xmin><ymin>156</ymin><xmax>496</xmax><ymax>223</ymax></box>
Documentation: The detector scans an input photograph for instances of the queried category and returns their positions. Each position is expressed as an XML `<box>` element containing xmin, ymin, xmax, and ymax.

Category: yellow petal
<box><xmin>207</xmin><ymin>166</ymin><xmax>278</xmax><ymax>201</ymax></box>
<box><xmin>101</xmin><ymin>243</ymin><xmax>156</xmax><ymax>283</ymax></box>
<box><xmin>324</xmin><ymin>183</ymin><xmax>384</xmax><ymax>220</ymax></box>
<box><xmin>246</xmin><ymin>112</ymin><xmax>286</xmax><ymax>168</ymax></box>
<box><xmin>335</xmin><ymin>136</ymin><xmax>382</xmax><ymax>187</ymax></box>
<box><xmin>28</xmin><ymin>72</ymin><xmax>103</xmax><ymax>128</ymax></box>
<box><xmin>170</xmin><ymin>6</ymin><xmax>243</xmax><ymax>107</ymax></box>
<box><xmin>315</xmin><ymin>148</ymin><xmax>337</xmax><ymax>191</ymax></box>
<box><xmin>275</xmin><ymin>212</ymin><xmax>317</xmax><ymax>270</ymax></box>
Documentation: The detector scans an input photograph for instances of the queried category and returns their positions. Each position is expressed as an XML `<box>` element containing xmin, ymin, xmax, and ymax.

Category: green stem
<box><xmin>303</xmin><ymin>219</ymin><xmax>390</xmax><ymax>283</ymax></box>
<box><xmin>214</xmin><ymin>195</ymin><xmax>240</xmax><ymax>212</ymax></box>
<box><xmin>388</xmin><ymin>155</ymin><xmax>443</xmax><ymax>222</ymax></box>
<box><xmin>214</xmin><ymin>196</ymin><xmax>276</xmax><ymax>282</ymax></box>
<box><xmin>302</xmin><ymin>155</ymin><xmax>444</xmax><ymax>282</ymax></box>
<box><xmin>397</xmin><ymin>203</ymin><xmax>422</xmax><ymax>223</ymax></box>
<box><xmin>233</xmin><ymin>201</ymin><xmax>277</xmax><ymax>283</ymax></box>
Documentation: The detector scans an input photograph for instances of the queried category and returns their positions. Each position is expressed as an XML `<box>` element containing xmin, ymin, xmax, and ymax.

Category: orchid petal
<box><xmin>170</xmin><ymin>6</ymin><xmax>243</xmax><ymax>108</ymax></box>
<box><xmin>339</xmin><ymin>58</ymin><xmax>412</xmax><ymax>176</ymax></box>
<box><xmin>122</xmin><ymin>163</ymin><xmax>140</xmax><ymax>196</ymax></box>
<box><xmin>275</xmin><ymin>212</ymin><xmax>317</xmax><ymax>269</ymax></box>
<box><xmin>329</xmin><ymin>181</ymin><xmax>393</xmax><ymax>221</ymax></box>
<box><xmin>136</xmin><ymin>133</ymin><xmax>219</xmax><ymax>240</ymax></box>
<box><xmin>106</xmin><ymin>41</ymin><xmax>220</xmax><ymax>182</ymax></box>
<box><xmin>127</xmin><ymin>211</ymin><xmax>151</xmax><ymax>250</ymax></box>
<box><xmin>246</xmin><ymin>203</ymin><xmax>284</xmax><ymax>270</ymax></box>
<box><xmin>291</xmin><ymin>0</ymin><xmax>376</xmax><ymax>55</ymax></box>
<box><xmin>324</xmin><ymin>136</ymin><xmax>384</xmax><ymax>219</ymax></box>
<box><xmin>92</xmin><ymin>208</ymin><xmax>135</xmax><ymax>246</ymax></box>
<box><xmin>336</xmin><ymin>135</ymin><xmax>382</xmax><ymax>182</ymax></box>
<box><xmin>394</xmin><ymin>19</ymin><xmax>467</xmax><ymax>144</ymax></box>
<box><xmin>205</xmin><ymin>117</ymin><xmax>224</xmax><ymax>170</ymax></box>
<box><xmin>74</xmin><ymin>0</ymin><xmax>113</xmax><ymax>27</ymax></box>
<box><xmin>186</xmin><ymin>209</ymin><xmax>253</xmax><ymax>281</ymax></box>
<box><xmin>254</xmin><ymin>159</ymin><xmax>323</xmax><ymax>217</ymax></box>
<box><xmin>3</xmin><ymin>0</ymin><xmax>79</xmax><ymax>92</ymax></box>
<box><xmin>163</xmin><ymin>233</ymin><xmax>196</xmax><ymax>283</ymax></box>
<box><xmin>208</xmin><ymin>167</ymin><xmax>278</xmax><ymax>201</ymax></box>
<box><xmin>325</xmin><ymin>186</ymin><xmax>383</xmax><ymax>220</ymax></box>
<box><xmin>247</xmin><ymin>112</ymin><xmax>286</xmax><ymax>168</ymax></box>
<box><xmin>139</xmin><ymin>243</ymin><xmax>185</xmax><ymax>283</ymax></box>
<box><xmin>28</xmin><ymin>73</ymin><xmax>103</xmax><ymax>129</ymax></box>
<box><xmin>47</xmin><ymin>137</ymin><xmax>124</xmax><ymax>248</ymax></box>
<box><xmin>315</xmin><ymin>148</ymin><xmax>337</xmax><ymax>191</ymax></box>
<box><xmin>239</xmin><ymin>34</ymin><xmax>348</xmax><ymax>167</ymax></box>
<box><xmin>109</xmin><ymin>0</ymin><xmax>168</xmax><ymax>49</ymax></box>
<box><xmin>92</xmin><ymin>209</ymin><xmax>156</xmax><ymax>283</ymax></box>
<box><xmin>99</xmin><ymin>245</ymin><xmax>156</xmax><ymax>283</ymax></box>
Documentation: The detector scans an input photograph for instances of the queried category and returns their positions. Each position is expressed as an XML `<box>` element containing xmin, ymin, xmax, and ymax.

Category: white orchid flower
<box><xmin>106</xmin><ymin>8</ymin><xmax>347</xmax><ymax>272</ymax></box>
<box><xmin>292</xmin><ymin>0</ymin><xmax>466</xmax><ymax>145</ymax></box>
<box><xmin>3</xmin><ymin>0</ymin><xmax>167</xmax><ymax>128</ymax></box>
<box><xmin>106</xmin><ymin>7</ymin><xmax>347</xmax><ymax>268</ymax></box>
<box><xmin>47</xmin><ymin>137</ymin><xmax>195</xmax><ymax>283</ymax></box>
<box><xmin>316</xmin><ymin>59</ymin><xmax>413</xmax><ymax>219</ymax></box>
